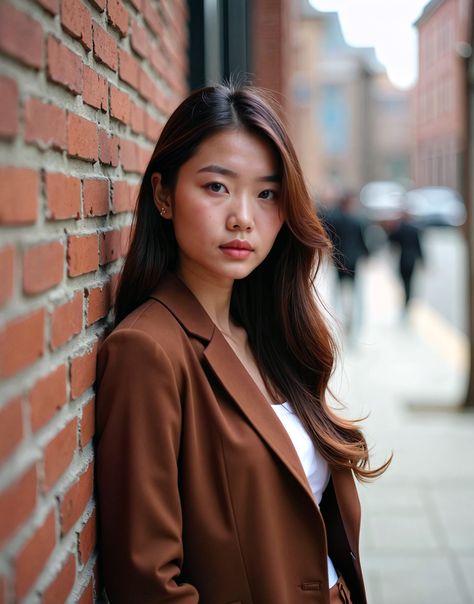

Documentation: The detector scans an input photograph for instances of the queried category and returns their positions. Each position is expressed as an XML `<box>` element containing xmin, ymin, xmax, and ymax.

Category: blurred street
<box><xmin>321</xmin><ymin>227</ymin><xmax>474</xmax><ymax>604</ymax></box>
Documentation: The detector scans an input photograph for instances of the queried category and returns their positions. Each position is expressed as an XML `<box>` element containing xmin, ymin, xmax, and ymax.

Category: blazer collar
<box><xmin>149</xmin><ymin>273</ymin><xmax>354</xmax><ymax>521</ymax></box>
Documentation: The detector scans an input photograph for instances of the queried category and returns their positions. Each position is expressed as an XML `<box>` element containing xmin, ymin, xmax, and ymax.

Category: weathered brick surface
<box><xmin>45</xmin><ymin>172</ymin><xmax>81</xmax><ymax>220</ymax></box>
<box><xmin>47</xmin><ymin>36</ymin><xmax>83</xmax><ymax>95</ymax></box>
<box><xmin>0</xmin><ymin>245</ymin><xmax>15</xmax><ymax>306</ymax></box>
<box><xmin>30</xmin><ymin>365</ymin><xmax>68</xmax><ymax>431</ymax></box>
<box><xmin>0</xmin><ymin>0</ymin><xmax>188</xmax><ymax>596</ymax></box>
<box><xmin>0</xmin><ymin>309</ymin><xmax>45</xmax><ymax>378</ymax></box>
<box><xmin>67</xmin><ymin>113</ymin><xmax>98</xmax><ymax>161</ymax></box>
<box><xmin>67</xmin><ymin>234</ymin><xmax>99</xmax><ymax>277</ymax></box>
<box><xmin>22</xmin><ymin>240</ymin><xmax>64</xmax><ymax>295</ymax></box>
<box><xmin>50</xmin><ymin>291</ymin><xmax>83</xmax><ymax>349</ymax></box>
<box><xmin>0</xmin><ymin>76</ymin><xmax>18</xmax><ymax>139</ymax></box>
<box><xmin>0</xmin><ymin>3</ymin><xmax>43</xmax><ymax>69</ymax></box>
<box><xmin>25</xmin><ymin>98</ymin><xmax>67</xmax><ymax>151</ymax></box>
<box><xmin>14</xmin><ymin>510</ymin><xmax>56</xmax><ymax>600</ymax></box>
<box><xmin>0</xmin><ymin>397</ymin><xmax>23</xmax><ymax>462</ymax></box>
<box><xmin>0</xmin><ymin>167</ymin><xmax>38</xmax><ymax>224</ymax></box>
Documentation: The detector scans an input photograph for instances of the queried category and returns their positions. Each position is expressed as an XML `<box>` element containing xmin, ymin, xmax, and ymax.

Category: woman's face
<box><xmin>157</xmin><ymin>129</ymin><xmax>284</xmax><ymax>288</ymax></box>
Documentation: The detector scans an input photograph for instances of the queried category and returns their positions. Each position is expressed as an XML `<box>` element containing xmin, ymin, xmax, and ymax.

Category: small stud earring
<box><xmin>159</xmin><ymin>207</ymin><xmax>166</xmax><ymax>216</ymax></box>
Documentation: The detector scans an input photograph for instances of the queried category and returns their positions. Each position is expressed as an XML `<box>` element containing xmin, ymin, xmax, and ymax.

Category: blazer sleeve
<box><xmin>95</xmin><ymin>328</ymin><xmax>199</xmax><ymax>603</ymax></box>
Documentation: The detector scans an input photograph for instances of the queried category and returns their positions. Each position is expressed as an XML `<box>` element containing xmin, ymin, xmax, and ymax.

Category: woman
<box><xmin>96</xmin><ymin>84</ymin><xmax>389</xmax><ymax>604</ymax></box>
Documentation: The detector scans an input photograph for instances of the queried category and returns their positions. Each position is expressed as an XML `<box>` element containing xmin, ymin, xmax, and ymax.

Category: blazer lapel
<box><xmin>330</xmin><ymin>466</ymin><xmax>361</xmax><ymax>556</ymax></box>
<box><xmin>150</xmin><ymin>273</ymin><xmax>320</xmax><ymax>508</ymax></box>
<box><xmin>203</xmin><ymin>328</ymin><xmax>317</xmax><ymax>505</ymax></box>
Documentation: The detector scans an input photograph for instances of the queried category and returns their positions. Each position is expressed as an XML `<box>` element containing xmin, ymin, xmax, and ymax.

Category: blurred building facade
<box><xmin>413</xmin><ymin>0</ymin><xmax>473</xmax><ymax>191</ymax></box>
<box><xmin>292</xmin><ymin>0</ymin><xmax>411</xmax><ymax>202</ymax></box>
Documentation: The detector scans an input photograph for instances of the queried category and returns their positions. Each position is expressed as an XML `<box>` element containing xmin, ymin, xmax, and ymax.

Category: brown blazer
<box><xmin>96</xmin><ymin>273</ymin><xmax>367</xmax><ymax>604</ymax></box>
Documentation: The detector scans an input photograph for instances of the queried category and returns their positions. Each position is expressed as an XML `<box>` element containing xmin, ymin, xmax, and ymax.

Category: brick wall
<box><xmin>0</xmin><ymin>0</ymin><xmax>188</xmax><ymax>600</ymax></box>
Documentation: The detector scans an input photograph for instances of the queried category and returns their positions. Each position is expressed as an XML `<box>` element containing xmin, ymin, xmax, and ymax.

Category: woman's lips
<box><xmin>219</xmin><ymin>240</ymin><xmax>254</xmax><ymax>258</ymax></box>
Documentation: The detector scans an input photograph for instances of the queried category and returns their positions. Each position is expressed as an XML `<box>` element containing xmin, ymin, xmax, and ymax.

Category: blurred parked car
<box><xmin>359</xmin><ymin>181</ymin><xmax>405</xmax><ymax>221</ymax></box>
<box><xmin>405</xmin><ymin>187</ymin><xmax>466</xmax><ymax>228</ymax></box>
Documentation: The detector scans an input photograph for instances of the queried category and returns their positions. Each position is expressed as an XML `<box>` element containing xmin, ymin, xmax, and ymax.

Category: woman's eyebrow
<box><xmin>197</xmin><ymin>164</ymin><xmax>281</xmax><ymax>183</ymax></box>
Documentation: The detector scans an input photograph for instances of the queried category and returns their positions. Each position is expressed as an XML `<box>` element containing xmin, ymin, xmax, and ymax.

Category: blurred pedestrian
<box><xmin>386</xmin><ymin>216</ymin><xmax>424</xmax><ymax>310</ymax></box>
<box><xmin>95</xmin><ymin>84</ymin><xmax>389</xmax><ymax>604</ymax></box>
<box><xmin>321</xmin><ymin>192</ymin><xmax>369</xmax><ymax>339</ymax></box>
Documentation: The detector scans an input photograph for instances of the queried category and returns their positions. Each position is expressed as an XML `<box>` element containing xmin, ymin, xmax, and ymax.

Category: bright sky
<box><xmin>309</xmin><ymin>0</ymin><xmax>432</xmax><ymax>89</ymax></box>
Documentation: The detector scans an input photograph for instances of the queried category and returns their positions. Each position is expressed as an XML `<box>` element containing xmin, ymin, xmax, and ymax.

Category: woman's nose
<box><xmin>226</xmin><ymin>196</ymin><xmax>254</xmax><ymax>231</ymax></box>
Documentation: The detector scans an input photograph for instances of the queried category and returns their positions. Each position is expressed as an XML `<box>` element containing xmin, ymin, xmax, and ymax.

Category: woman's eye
<box><xmin>259</xmin><ymin>189</ymin><xmax>277</xmax><ymax>201</ymax></box>
<box><xmin>207</xmin><ymin>182</ymin><xmax>227</xmax><ymax>193</ymax></box>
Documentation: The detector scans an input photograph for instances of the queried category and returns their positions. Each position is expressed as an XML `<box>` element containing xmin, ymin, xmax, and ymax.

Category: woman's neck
<box><xmin>176</xmin><ymin>266</ymin><xmax>235</xmax><ymax>334</ymax></box>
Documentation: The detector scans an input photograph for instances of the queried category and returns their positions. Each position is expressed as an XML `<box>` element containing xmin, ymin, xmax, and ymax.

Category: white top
<box><xmin>271</xmin><ymin>402</ymin><xmax>338</xmax><ymax>588</ymax></box>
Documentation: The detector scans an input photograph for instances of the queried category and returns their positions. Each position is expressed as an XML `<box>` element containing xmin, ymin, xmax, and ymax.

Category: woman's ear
<box><xmin>151</xmin><ymin>173</ymin><xmax>173</xmax><ymax>219</ymax></box>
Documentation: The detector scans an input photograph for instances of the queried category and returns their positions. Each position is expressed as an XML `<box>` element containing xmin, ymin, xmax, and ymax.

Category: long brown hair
<box><xmin>115</xmin><ymin>83</ymin><xmax>390</xmax><ymax>482</ymax></box>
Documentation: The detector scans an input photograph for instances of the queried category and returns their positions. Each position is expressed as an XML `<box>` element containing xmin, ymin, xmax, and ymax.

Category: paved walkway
<box><xmin>323</xmin><ymin>255</ymin><xmax>474</xmax><ymax>604</ymax></box>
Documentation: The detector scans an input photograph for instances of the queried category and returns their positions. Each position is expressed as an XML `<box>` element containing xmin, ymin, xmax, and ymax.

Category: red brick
<box><xmin>30</xmin><ymin>365</ymin><xmax>67</xmax><ymax>431</ymax></box>
<box><xmin>138</xmin><ymin>66</ymin><xmax>153</xmax><ymax>102</ymax></box>
<box><xmin>128</xmin><ymin>0</ymin><xmax>141</xmax><ymax>11</ymax></box>
<box><xmin>23</xmin><ymin>241</ymin><xmax>64</xmax><ymax>295</ymax></box>
<box><xmin>119</xmin><ymin>137</ymin><xmax>140</xmax><ymax>173</ymax></box>
<box><xmin>25</xmin><ymin>98</ymin><xmax>67</xmax><ymax>151</ymax></box>
<box><xmin>143</xmin><ymin>0</ymin><xmax>162</xmax><ymax>36</ymax></box>
<box><xmin>0</xmin><ymin>397</ymin><xmax>23</xmax><ymax>461</ymax></box>
<box><xmin>0</xmin><ymin>76</ymin><xmax>18</xmax><ymax>139</ymax></box>
<box><xmin>130</xmin><ymin>19</ymin><xmax>148</xmax><ymax>58</ymax></box>
<box><xmin>0</xmin><ymin>309</ymin><xmax>44</xmax><ymax>378</ymax></box>
<box><xmin>118</xmin><ymin>49</ymin><xmax>139</xmax><ymax>88</ymax></box>
<box><xmin>14</xmin><ymin>510</ymin><xmax>55</xmax><ymax>600</ymax></box>
<box><xmin>0</xmin><ymin>167</ymin><xmax>38</xmax><ymax>225</ymax></box>
<box><xmin>107</xmin><ymin>0</ymin><xmax>128</xmax><ymax>36</ymax></box>
<box><xmin>78</xmin><ymin>509</ymin><xmax>96</xmax><ymax>564</ymax></box>
<box><xmin>45</xmin><ymin>172</ymin><xmax>81</xmax><ymax>220</ymax></box>
<box><xmin>111</xmin><ymin>180</ymin><xmax>131</xmax><ymax>213</ymax></box>
<box><xmin>35</xmin><ymin>0</ymin><xmax>59</xmax><ymax>14</ymax></box>
<box><xmin>130</xmin><ymin>103</ymin><xmax>145</xmax><ymax>135</ymax></box>
<box><xmin>51</xmin><ymin>291</ymin><xmax>83</xmax><ymax>350</ymax></box>
<box><xmin>0</xmin><ymin>466</ymin><xmax>37</xmax><ymax>545</ymax></box>
<box><xmin>80</xmin><ymin>397</ymin><xmax>95</xmax><ymax>448</ymax></box>
<box><xmin>83</xmin><ymin>179</ymin><xmax>109</xmax><ymax>216</ymax></box>
<box><xmin>86</xmin><ymin>284</ymin><xmax>110</xmax><ymax>325</ymax></box>
<box><xmin>0</xmin><ymin>4</ymin><xmax>43</xmax><ymax>69</ymax></box>
<box><xmin>92</xmin><ymin>21</ymin><xmax>117</xmax><ymax>71</ymax></box>
<box><xmin>43</xmin><ymin>554</ymin><xmax>75</xmax><ymax>604</ymax></box>
<box><xmin>110</xmin><ymin>85</ymin><xmax>130</xmax><ymax>124</ymax></box>
<box><xmin>43</xmin><ymin>420</ymin><xmax>77</xmax><ymax>491</ymax></box>
<box><xmin>145</xmin><ymin>112</ymin><xmax>162</xmax><ymax>142</ymax></box>
<box><xmin>67</xmin><ymin>113</ymin><xmax>98</xmax><ymax>162</ymax></box>
<box><xmin>61</xmin><ymin>0</ymin><xmax>92</xmax><ymax>50</ymax></box>
<box><xmin>0</xmin><ymin>246</ymin><xmax>15</xmax><ymax>306</ymax></box>
<box><xmin>77</xmin><ymin>579</ymin><xmax>93</xmax><ymax>604</ymax></box>
<box><xmin>70</xmin><ymin>343</ymin><xmax>98</xmax><ymax>399</ymax></box>
<box><xmin>83</xmin><ymin>66</ymin><xmax>108</xmax><ymax>111</ymax></box>
<box><xmin>47</xmin><ymin>36</ymin><xmax>83</xmax><ymax>95</ymax></box>
<box><xmin>60</xmin><ymin>462</ymin><xmax>93</xmax><ymax>534</ymax></box>
<box><xmin>67</xmin><ymin>234</ymin><xmax>99</xmax><ymax>277</ymax></box>
<box><xmin>98</xmin><ymin>130</ymin><xmax>119</xmax><ymax>167</ymax></box>
<box><xmin>99</xmin><ymin>229</ymin><xmax>122</xmax><ymax>265</ymax></box>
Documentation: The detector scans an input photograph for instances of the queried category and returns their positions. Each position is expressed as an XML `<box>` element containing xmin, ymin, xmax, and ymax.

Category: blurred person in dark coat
<box><xmin>321</xmin><ymin>192</ymin><xmax>369</xmax><ymax>339</ymax></box>
<box><xmin>386</xmin><ymin>216</ymin><xmax>424</xmax><ymax>309</ymax></box>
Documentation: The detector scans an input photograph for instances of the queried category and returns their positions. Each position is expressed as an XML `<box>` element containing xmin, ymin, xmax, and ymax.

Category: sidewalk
<box><xmin>325</xmin><ymin>256</ymin><xmax>474</xmax><ymax>604</ymax></box>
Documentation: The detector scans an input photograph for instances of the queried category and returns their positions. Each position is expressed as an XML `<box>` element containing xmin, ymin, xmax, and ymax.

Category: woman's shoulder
<box><xmin>100</xmin><ymin>296</ymin><xmax>191</xmax><ymax>362</ymax></box>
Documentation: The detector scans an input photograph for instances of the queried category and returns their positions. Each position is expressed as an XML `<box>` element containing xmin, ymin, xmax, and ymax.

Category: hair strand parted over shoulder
<box><xmin>114</xmin><ymin>83</ymin><xmax>391</xmax><ymax>482</ymax></box>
